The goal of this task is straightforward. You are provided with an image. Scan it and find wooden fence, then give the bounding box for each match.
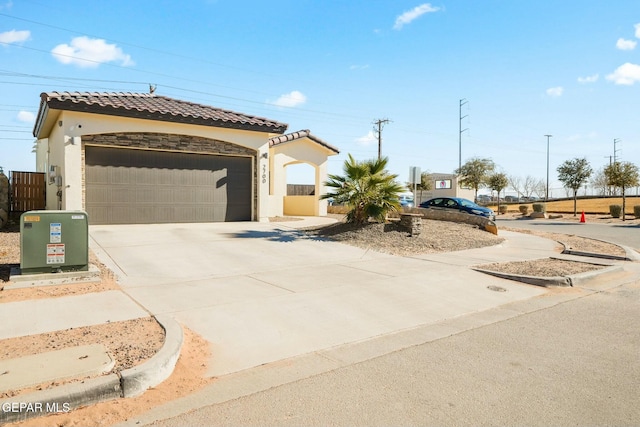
[11,171,46,212]
[287,184,315,196]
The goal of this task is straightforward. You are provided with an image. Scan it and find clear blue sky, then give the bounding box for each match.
[1,0,639,197]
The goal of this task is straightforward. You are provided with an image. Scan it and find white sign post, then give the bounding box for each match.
[409,166,421,205]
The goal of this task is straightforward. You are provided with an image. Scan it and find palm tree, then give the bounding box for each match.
[322,154,404,225]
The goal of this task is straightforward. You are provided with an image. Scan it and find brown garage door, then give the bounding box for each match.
[85,146,252,224]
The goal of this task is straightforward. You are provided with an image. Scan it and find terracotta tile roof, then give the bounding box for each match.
[269,129,339,154]
[37,91,288,134]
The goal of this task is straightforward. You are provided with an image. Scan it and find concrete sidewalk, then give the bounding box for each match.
[0,290,149,340]
[2,216,633,423]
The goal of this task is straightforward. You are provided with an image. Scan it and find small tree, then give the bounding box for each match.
[322,154,405,225]
[508,175,523,198]
[521,175,537,200]
[556,158,593,216]
[488,173,509,214]
[604,161,640,221]
[590,167,609,196]
[455,158,495,202]
[532,178,546,199]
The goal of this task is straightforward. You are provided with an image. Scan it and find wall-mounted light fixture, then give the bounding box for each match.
[261,152,268,159]
[58,121,63,127]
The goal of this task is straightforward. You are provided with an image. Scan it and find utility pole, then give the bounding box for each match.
[613,138,621,163]
[544,134,552,201]
[373,118,391,160]
[604,155,613,196]
[459,99,469,171]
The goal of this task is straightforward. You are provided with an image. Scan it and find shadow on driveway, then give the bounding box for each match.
[224,229,327,243]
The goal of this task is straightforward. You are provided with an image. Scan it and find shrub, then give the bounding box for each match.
[498,205,508,214]
[609,204,622,218]
[532,203,546,213]
[518,205,529,215]
[634,205,640,219]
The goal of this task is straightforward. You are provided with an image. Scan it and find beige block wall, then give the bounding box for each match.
[283,195,316,216]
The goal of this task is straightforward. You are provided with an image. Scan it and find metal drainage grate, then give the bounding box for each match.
[487,285,507,292]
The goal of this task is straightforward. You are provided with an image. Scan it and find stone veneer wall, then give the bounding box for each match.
[397,207,497,234]
[80,133,258,219]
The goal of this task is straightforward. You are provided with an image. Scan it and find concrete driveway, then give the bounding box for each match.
[89,220,546,377]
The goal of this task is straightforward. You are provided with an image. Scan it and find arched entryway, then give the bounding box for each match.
[283,161,318,216]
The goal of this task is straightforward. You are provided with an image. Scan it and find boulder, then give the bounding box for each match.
[529,212,547,219]
[0,208,7,229]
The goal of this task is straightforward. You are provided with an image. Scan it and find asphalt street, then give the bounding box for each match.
[496,218,640,249]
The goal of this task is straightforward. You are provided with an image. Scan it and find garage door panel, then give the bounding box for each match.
[85,146,252,225]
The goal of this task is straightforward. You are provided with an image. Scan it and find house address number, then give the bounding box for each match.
[261,164,267,184]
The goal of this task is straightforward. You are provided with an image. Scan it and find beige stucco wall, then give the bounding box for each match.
[37,110,273,221]
[417,173,476,204]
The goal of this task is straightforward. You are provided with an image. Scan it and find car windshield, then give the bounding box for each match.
[459,199,480,208]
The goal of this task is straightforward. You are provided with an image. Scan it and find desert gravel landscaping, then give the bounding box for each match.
[304,218,505,256]
[476,258,606,277]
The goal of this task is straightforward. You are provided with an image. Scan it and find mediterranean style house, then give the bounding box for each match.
[32,92,338,224]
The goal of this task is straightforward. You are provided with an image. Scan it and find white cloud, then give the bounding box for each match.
[546,86,564,97]
[17,111,35,123]
[606,62,640,85]
[271,90,307,108]
[577,74,599,84]
[393,3,440,30]
[356,131,376,146]
[616,38,636,50]
[635,23,640,38]
[0,29,30,45]
[51,36,133,68]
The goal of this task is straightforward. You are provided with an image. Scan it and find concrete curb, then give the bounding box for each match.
[471,264,625,288]
[0,374,122,424]
[121,314,184,398]
[620,245,640,262]
[567,264,626,286]
[558,240,640,262]
[0,316,183,424]
[471,267,571,287]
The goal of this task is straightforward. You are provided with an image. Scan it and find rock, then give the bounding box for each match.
[529,212,547,219]
[0,208,7,229]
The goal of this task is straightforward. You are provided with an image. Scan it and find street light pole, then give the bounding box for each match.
[544,134,552,201]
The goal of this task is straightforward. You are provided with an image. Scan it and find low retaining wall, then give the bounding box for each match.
[399,207,498,235]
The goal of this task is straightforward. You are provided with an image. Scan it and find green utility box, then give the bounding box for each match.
[20,210,89,274]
